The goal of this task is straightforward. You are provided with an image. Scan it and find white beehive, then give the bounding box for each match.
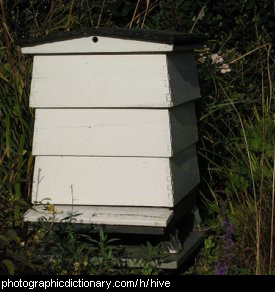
[22,28,203,231]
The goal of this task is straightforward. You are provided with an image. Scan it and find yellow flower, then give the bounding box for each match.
[44,203,62,215]
[74,262,80,271]
[83,258,89,267]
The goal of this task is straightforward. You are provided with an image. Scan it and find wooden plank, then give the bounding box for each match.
[32,156,173,207]
[21,36,174,54]
[24,205,173,227]
[30,54,171,108]
[32,105,198,157]
[31,147,199,207]
[29,53,200,108]
[32,108,171,157]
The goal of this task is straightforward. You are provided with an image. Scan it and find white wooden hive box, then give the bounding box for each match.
[21,28,203,228]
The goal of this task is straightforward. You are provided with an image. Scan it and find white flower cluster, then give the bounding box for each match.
[211,53,231,74]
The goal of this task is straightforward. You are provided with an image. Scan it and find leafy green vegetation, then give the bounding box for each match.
[0,0,274,275]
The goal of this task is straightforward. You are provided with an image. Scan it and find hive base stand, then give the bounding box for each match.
[115,230,207,270]
[92,212,209,270]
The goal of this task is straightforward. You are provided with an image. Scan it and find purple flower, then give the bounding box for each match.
[221,216,233,235]
[215,260,228,275]
[214,206,234,275]
[221,216,234,253]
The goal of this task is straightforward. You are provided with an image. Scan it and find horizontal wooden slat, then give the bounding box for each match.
[29,53,200,108]
[32,103,197,157]
[31,146,199,207]
[24,205,173,227]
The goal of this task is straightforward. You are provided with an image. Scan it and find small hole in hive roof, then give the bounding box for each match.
[92,36,98,43]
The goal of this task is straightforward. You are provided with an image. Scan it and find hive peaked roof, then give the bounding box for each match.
[20,27,205,54]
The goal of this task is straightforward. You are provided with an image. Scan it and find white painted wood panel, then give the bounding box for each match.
[30,54,171,108]
[29,53,200,108]
[24,205,173,227]
[32,108,171,157]
[32,104,198,157]
[22,36,174,54]
[32,156,173,207]
[32,147,199,207]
